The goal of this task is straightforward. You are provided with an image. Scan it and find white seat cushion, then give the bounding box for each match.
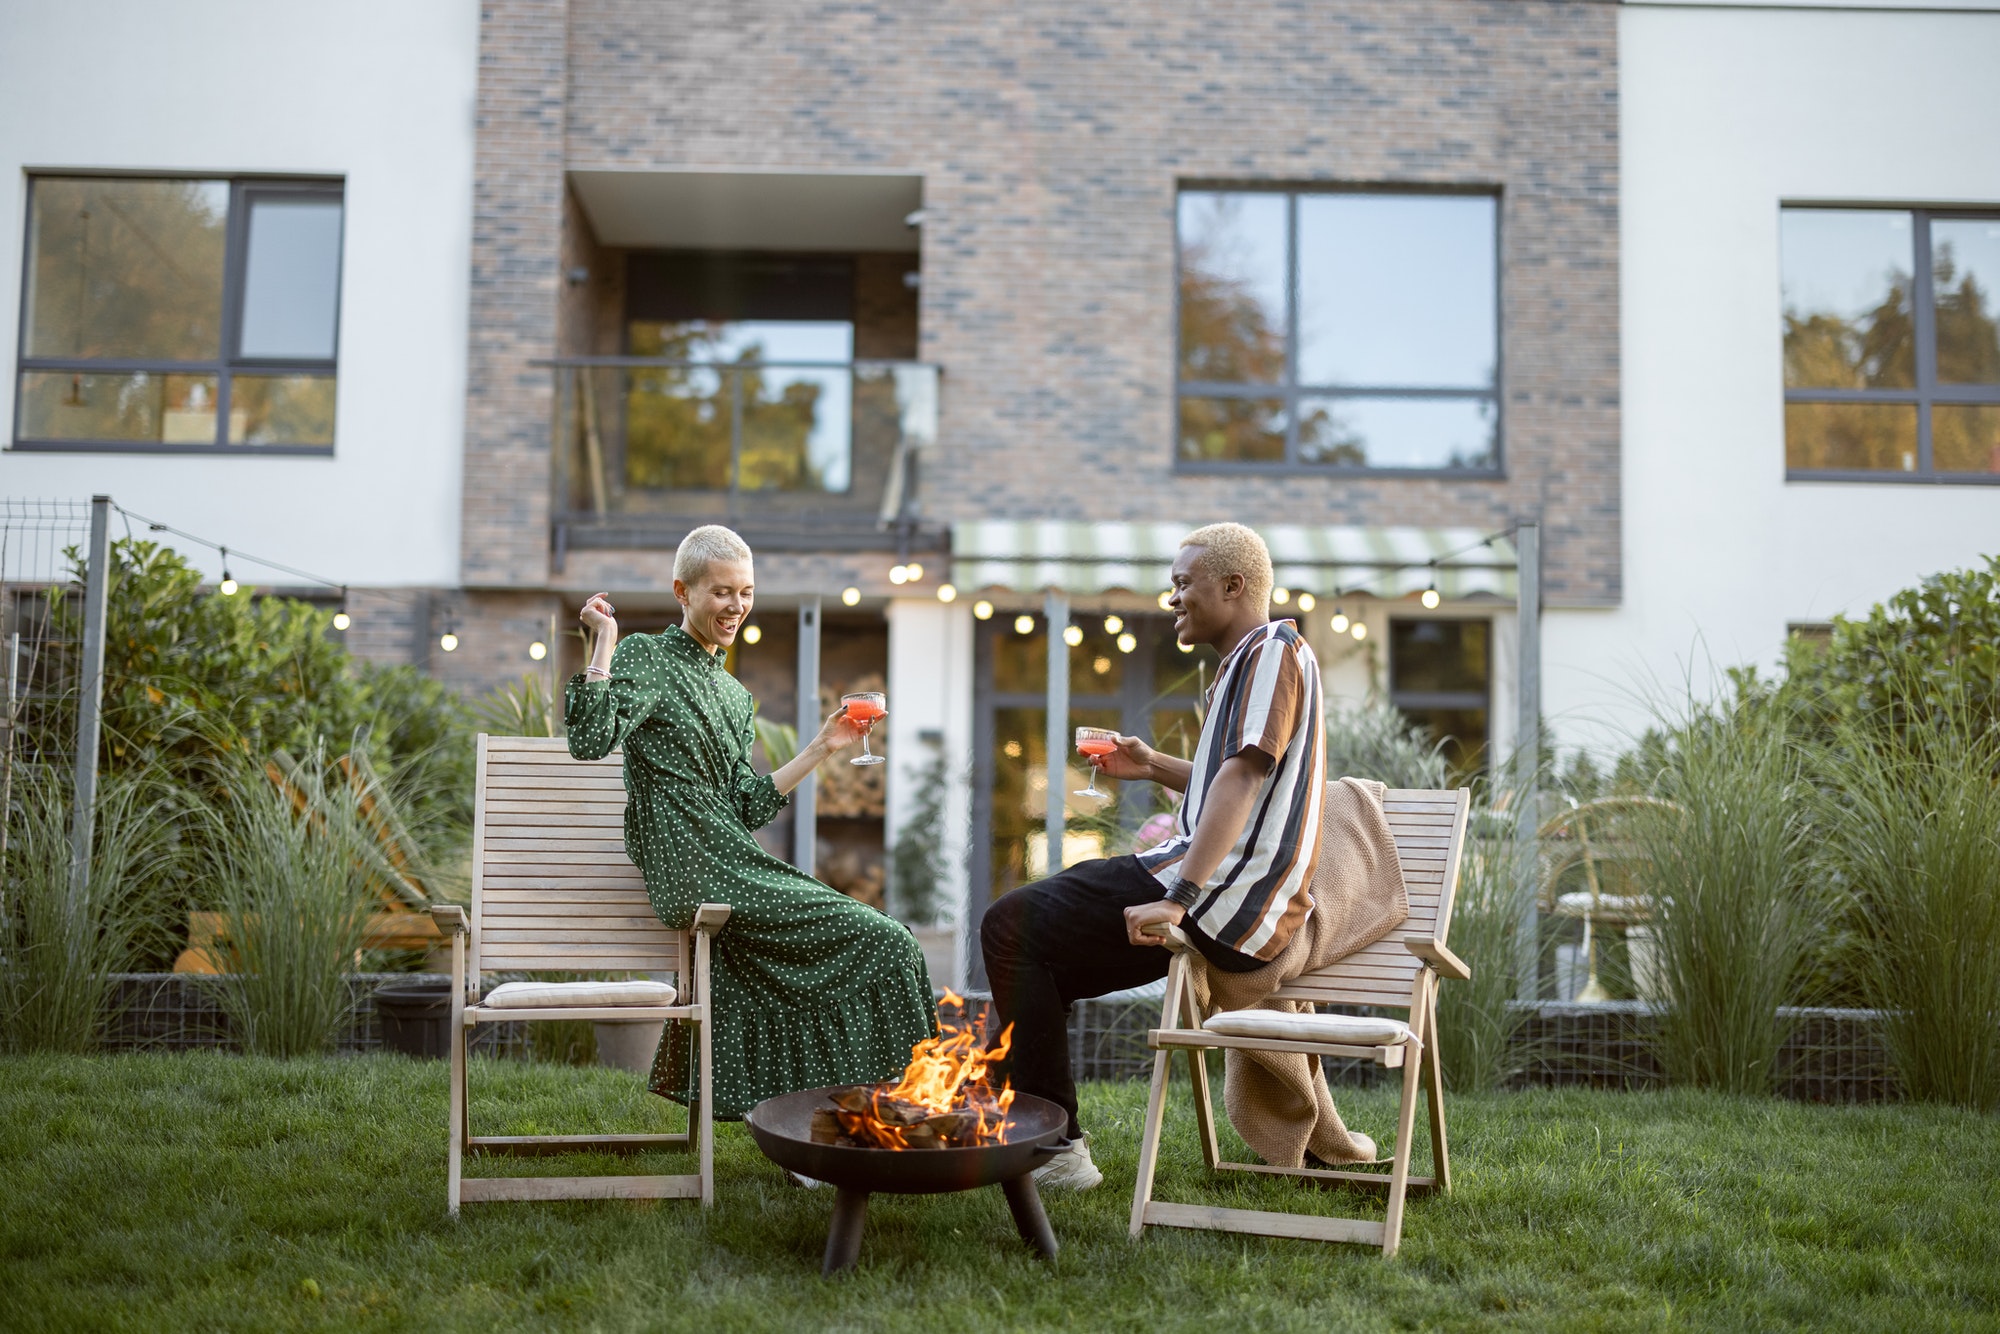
[481,980,676,1009]
[1203,1010,1413,1047]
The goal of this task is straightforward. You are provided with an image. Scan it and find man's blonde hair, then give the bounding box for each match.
[1180,522,1273,611]
[674,524,753,586]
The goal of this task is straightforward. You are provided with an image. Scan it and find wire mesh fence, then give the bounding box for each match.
[0,498,91,859]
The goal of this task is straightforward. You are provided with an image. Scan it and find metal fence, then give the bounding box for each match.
[0,498,93,860]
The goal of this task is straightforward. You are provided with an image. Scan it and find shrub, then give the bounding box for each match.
[203,749,375,1058]
[1624,689,1829,1094]
[1815,696,2000,1110]
[1325,700,1448,790]
[0,773,185,1052]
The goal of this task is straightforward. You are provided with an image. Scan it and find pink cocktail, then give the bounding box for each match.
[842,692,887,766]
[1074,726,1118,798]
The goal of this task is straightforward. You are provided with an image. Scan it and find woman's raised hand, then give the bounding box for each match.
[580,592,617,636]
[813,703,879,756]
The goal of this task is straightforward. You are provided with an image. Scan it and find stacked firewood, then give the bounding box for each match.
[810,1084,1011,1150]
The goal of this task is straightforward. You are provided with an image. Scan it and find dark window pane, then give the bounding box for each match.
[1177,192,1287,384]
[1389,618,1490,695]
[1178,396,1285,463]
[1785,401,1917,472]
[1781,210,1916,389]
[1933,404,2000,474]
[1150,708,1204,764]
[1297,194,1495,389]
[238,196,343,360]
[1068,629,1128,697]
[228,374,335,445]
[17,370,218,443]
[1151,631,1218,694]
[1931,218,2000,386]
[1297,396,1495,469]
[989,706,1043,901]
[991,622,1046,694]
[24,178,227,360]
[1398,705,1489,779]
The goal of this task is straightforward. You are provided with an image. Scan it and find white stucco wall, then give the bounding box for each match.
[0,0,478,588]
[1546,1,2000,754]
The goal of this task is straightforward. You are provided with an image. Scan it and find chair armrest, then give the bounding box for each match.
[693,903,733,935]
[1404,936,1470,981]
[1140,922,1192,953]
[429,905,467,935]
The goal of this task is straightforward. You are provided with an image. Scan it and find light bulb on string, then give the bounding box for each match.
[841,587,861,607]
[1272,587,1290,606]
[973,600,994,621]
[1014,614,1035,635]
[1421,586,1441,610]
[1117,632,1137,654]
[1062,624,1084,647]
[742,625,761,645]
[1103,614,1123,635]
[1351,621,1368,641]
[332,611,351,631]
[1330,606,1349,634]
[1177,640,1194,653]
[904,562,923,582]
[1157,591,1173,611]
[528,641,547,661]
[440,631,459,653]
[218,547,237,597]
[889,565,909,585]
[1296,593,1315,612]
[936,583,957,603]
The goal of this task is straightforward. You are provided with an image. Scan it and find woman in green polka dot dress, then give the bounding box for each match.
[565,525,937,1119]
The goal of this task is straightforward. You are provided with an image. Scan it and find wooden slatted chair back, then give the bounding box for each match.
[1269,786,1471,1012]
[470,735,680,990]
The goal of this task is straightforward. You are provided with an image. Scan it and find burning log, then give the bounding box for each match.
[816,990,1019,1150]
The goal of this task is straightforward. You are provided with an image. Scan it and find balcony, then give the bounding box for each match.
[547,358,941,564]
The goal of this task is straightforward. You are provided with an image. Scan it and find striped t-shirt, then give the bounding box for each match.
[1135,619,1327,960]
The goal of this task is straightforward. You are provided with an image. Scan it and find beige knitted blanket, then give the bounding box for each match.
[1188,777,1409,1167]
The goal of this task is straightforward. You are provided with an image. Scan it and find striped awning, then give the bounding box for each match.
[950,521,1516,601]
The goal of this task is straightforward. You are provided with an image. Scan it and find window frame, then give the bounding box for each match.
[12,172,345,456]
[1172,180,1505,479]
[1782,201,2000,486]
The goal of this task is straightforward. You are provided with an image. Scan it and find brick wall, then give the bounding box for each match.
[470,0,1622,605]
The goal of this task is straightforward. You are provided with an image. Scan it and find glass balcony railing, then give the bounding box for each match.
[547,358,939,555]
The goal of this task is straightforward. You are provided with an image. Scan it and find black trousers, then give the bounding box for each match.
[980,855,1257,1139]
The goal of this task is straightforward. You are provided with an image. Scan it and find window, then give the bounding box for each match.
[1388,618,1490,777]
[1782,207,2000,480]
[15,176,342,452]
[1176,187,1499,472]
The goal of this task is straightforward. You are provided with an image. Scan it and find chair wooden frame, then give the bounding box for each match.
[434,734,728,1214]
[1128,786,1472,1257]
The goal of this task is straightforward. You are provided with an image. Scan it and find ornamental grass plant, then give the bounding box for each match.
[203,747,374,1058]
[1624,690,1829,1095]
[1814,696,2000,1111]
[0,772,183,1052]
[1433,792,1535,1092]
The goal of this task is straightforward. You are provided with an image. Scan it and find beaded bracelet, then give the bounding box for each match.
[584,665,610,681]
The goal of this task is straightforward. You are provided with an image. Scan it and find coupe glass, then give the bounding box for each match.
[1074,726,1118,798]
[842,692,887,766]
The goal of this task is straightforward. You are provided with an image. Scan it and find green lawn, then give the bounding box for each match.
[1,1054,1996,1332]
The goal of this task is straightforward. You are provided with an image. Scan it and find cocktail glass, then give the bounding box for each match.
[843,692,887,766]
[1074,726,1118,798]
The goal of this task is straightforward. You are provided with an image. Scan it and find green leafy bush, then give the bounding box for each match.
[1325,700,1448,790]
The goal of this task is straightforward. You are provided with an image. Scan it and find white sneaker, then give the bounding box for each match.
[786,1170,823,1190]
[1032,1133,1103,1192]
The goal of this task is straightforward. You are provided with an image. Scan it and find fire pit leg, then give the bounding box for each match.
[821,1187,870,1276]
[1001,1173,1059,1261]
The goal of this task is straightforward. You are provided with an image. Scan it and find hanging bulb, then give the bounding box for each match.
[742,625,761,645]
[440,631,459,652]
[1062,624,1084,647]
[904,562,923,582]
[1103,614,1124,635]
[1157,591,1173,610]
[936,583,957,603]
[332,611,351,631]
[528,641,548,660]
[1014,614,1035,635]
[1296,592,1315,612]
[973,600,994,621]
[889,565,909,585]
[1422,585,1441,610]
[218,547,237,596]
[1351,622,1368,641]
[1117,632,1137,654]
[841,587,861,607]
[1272,587,1291,605]
[1330,607,1349,634]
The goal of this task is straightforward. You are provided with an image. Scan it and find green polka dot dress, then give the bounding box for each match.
[565,624,937,1118]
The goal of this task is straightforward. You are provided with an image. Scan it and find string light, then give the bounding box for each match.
[1330,607,1350,634]
[1014,614,1035,635]
[217,547,237,597]
[440,631,459,652]
[1421,561,1441,609]
[889,566,909,585]
[332,611,351,631]
[528,641,547,660]
[1103,614,1124,634]
[973,600,994,620]
[1156,591,1173,611]
[937,583,958,603]
[904,562,923,582]
[1062,624,1084,647]
[841,587,861,606]
[1297,593,1316,612]
[1272,587,1290,605]
[1351,621,1368,641]
[1117,632,1137,654]
[742,625,762,645]
[1092,656,1111,675]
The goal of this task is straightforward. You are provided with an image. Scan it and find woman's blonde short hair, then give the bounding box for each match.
[673,524,754,586]
[1180,522,1273,611]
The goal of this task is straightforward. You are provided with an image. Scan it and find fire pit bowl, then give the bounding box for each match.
[745,1084,1069,1275]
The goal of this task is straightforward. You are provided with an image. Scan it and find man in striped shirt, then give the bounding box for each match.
[982,523,1326,1192]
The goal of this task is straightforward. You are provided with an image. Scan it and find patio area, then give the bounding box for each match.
[3,1051,1995,1332]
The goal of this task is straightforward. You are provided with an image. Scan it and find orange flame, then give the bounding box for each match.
[842,988,1017,1150]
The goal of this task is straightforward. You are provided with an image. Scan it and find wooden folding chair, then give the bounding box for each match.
[1129,785,1472,1257]
[430,734,729,1214]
